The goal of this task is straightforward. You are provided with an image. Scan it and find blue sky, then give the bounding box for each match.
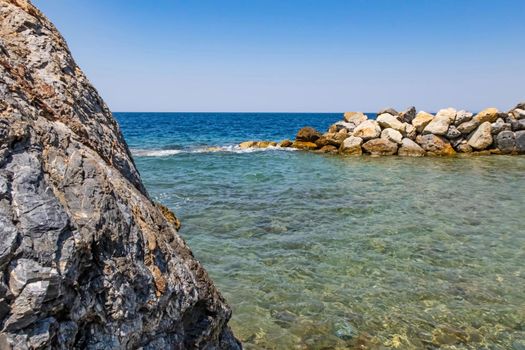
[34,0,525,112]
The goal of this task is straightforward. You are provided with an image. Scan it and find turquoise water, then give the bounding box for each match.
[117,113,525,349]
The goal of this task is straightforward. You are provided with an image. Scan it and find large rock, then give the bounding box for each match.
[423,112,453,136]
[511,119,525,131]
[473,108,500,124]
[510,109,525,120]
[315,130,348,148]
[381,128,403,144]
[495,131,515,154]
[296,126,322,142]
[445,125,462,139]
[352,120,381,140]
[399,106,416,123]
[339,136,363,155]
[362,139,398,156]
[343,112,367,125]
[376,113,405,132]
[516,131,525,154]
[377,108,399,117]
[457,119,480,134]
[0,2,240,349]
[454,110,473,126]
[491,118,511,134]
[412,111,434,133]
[398,138,425,157]
[468,122,493,150]
[329,121,356,133]
[416,134,456,156]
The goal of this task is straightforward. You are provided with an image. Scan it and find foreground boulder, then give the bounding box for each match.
[0,1,240,349]
[352,120,381,140]
[467,122,493,150]
[398,138,425,157]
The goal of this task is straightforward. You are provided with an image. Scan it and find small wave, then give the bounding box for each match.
[131,145,297,157]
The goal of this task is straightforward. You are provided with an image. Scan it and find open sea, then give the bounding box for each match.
[116,112,525,349]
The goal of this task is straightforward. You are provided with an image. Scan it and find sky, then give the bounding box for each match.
[33,0,525,113]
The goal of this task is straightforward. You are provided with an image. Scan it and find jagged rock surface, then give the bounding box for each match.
[0,1,240,348]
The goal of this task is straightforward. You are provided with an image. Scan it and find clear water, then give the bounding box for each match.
[116,113,525,349]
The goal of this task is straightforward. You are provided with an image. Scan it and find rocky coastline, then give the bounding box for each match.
[0,0,240,348]
[240,104,525,156]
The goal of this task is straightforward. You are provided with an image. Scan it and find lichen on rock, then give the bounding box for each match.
[0,0,240,348]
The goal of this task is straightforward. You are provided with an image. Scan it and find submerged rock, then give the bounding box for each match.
[0,1,240,348]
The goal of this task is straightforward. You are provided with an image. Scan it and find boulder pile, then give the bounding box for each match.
[240,104,525,156]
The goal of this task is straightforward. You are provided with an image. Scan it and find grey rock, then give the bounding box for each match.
[457,119,480,134]
[0,1,239,349]
[491,118,511,134]
[511,119,525,131]
[377,107,399,117]
[454,110,473,126]
[399,106,416,123]
[510,108,525,120]
[516,131,525,154]
[496,131,515,154]
[445,125,462,139]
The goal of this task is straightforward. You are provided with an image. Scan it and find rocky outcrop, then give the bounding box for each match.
[0,1,240,349]
[239,103,525,157]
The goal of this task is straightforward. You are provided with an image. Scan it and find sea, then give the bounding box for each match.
[116,112,525,349]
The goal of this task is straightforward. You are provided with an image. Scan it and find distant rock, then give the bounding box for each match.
[279,139,293,147]
[473,108,500,124]
[468,122,493,150]
[352,120,381,140]
[296,127,322,142]
[292,141,319,150]
[339,136,363,155]
[516,131,525,153]
[362,139,398,156]
[423,113,453,136]
[491,118,511,135]
[343,112,368,125]
[376,113,406,132]
[381,128,403,144]
[454,110,474,126]
[412,112,434,133]
[445,125,462,139]
[399,106,416,124]
[240,141,257,149]
[457,119,480,134]
[398,138,425,157]
[495,131,515,154]
[416,134,456,156]
[377,107,399,117]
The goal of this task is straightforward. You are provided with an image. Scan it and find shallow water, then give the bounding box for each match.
[117,113,525,349]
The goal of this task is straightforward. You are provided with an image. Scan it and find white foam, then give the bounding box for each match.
[131,145,297,157]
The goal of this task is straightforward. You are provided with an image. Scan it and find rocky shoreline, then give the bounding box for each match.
[240,104,525,156]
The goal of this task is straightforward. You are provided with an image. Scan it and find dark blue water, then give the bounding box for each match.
[116,112,525,349]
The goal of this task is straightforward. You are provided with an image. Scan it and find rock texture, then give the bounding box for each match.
[240,103,525,157]
[0,1,240,349]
